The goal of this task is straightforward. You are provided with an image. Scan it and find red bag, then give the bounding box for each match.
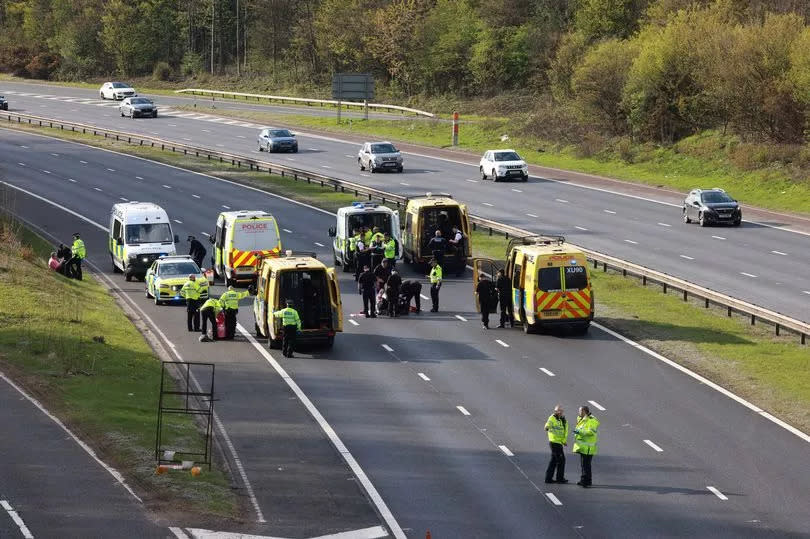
[216,312,227,339]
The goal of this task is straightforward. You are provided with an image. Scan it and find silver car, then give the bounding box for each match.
[0,95,7,111]
[257,128,298,153]
[119,97,158,119]
[358,142,404,173]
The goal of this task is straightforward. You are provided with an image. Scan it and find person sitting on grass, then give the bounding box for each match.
[48,252,62,272]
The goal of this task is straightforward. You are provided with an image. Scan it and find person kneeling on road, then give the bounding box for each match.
[273,300,302,358]
[199,297,223,341]
[401,279,422,313]
[220,285,249,340]
[385,269,402,317]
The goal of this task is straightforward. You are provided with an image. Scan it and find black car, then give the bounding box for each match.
[683,188,741,227]
[0,95,7,110]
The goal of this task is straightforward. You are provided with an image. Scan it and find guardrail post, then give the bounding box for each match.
[683,290,687,301]
[663,283,667,294]
[705,298,709,308]
[602,262,607,272]
[751,314,755,326]
[642,275,647,286]
[775,324,780,336]
[728,306,732,317]
[488,227,493,236]
[802,334,806,345]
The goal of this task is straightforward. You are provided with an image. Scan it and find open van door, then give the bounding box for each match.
[472,258,499,313]
[459,204,471,257]
[326,268,343,332]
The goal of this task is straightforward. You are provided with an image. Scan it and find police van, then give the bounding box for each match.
[473,236,593,334]
[402,193,471,274]
[253,251,343,349]
[328,202,401,271]
[109,202,178,281]
[209,210,282,286]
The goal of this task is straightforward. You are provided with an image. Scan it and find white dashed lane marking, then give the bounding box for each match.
[348,319,359,326]
[400,182,410,186]
[545,493,563,506]
[42,170,51,174]
[1,500,34,539]
[222,205,231,209]
[657,222,671,227]
[162,184,172,189]
[555,198,568,203]
[466,179,478,183]
[587,400,605,411]
[106,168,115,172]
[624,239,638,244]
[679,255,694,260]
[283,228,293,234]
[417,373,430,381]
[173,219,183,224]
[495,339,510,348]
[135,176,143,180]
[604,209,616,214]
[712,235,726,240]
[68,179,76,183]
[119,197,128,201]
[192,194,201,199]
[420,294,429,300]
[803,291,810,295]
[381,344,394,352]
[575,226,588,231]
[643,439,664,452]
[314,242,325,247]
[201,232,210,237]
[482,203,494,207]
[707,486,728,501]
[526,213,538,218]
[512,189,523,193]
[539,368,555,377]
[740,272,757,278]
[93,187,102,192]
[455,315,468,322]
[498,445,514,457]
[456,406,471,416]
[771,250,788,256]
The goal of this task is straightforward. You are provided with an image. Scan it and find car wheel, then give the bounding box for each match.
[258,143,263,152]
[359,159,365,171]
[120,110,124,117]
[153,111,158,118]
[369,163,376,173]
[266,142,272,152]
[698,212,706,227]
[682,208,691,224]
[293,147,298,153]
[522,174,528,182]
[398,166,404,173]
[480,167,487,181]
[145,287,151,299]
[100,92,105,100]
[154,294,162,306]
[733,218,741,227]
[492,170,500,183]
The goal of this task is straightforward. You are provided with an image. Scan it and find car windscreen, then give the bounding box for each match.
[158,262,199,276]
[112,82,130,88]
[232,220,279,251]
[269,129,292,137]
[125,223,172,244]
[701,191,733,204]
[538,267,562,292]
[130,98,151,105]
[564,265,588,290]
[494,152,521,161]
[371,144,397,154]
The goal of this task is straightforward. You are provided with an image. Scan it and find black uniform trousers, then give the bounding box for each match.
[499,294,513,327]
[186,299,201,331]
[201,309,218,340]
[480,300,492,328]
[355,254,370,281]
[546,442,566,482]
[224,308,238,339]
[67,256,83,280]
[387,286,400,317]
[282,324,297,357]
[430,282,441,311]
[579,453,593,486]
[362,288,376,316]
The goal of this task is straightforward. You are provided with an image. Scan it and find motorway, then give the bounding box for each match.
[2,81,810,325]
[2,129,809,538]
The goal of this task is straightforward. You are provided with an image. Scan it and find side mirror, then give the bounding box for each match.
[328,227,336,237]
[174,234,179,243]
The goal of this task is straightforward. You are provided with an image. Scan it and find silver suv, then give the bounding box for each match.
[358,142,404,173]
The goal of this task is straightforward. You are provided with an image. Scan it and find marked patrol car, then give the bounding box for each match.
[145,255,209,305]
[209,210,282,286]
[328,202,401,271]
[253,251,343,349]
[109,202,178,281]
[474,236,593,334]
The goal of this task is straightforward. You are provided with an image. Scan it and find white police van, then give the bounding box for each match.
[328,202,400,271]
[109,202,178,281]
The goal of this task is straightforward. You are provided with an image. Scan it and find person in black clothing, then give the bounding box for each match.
[354,238,369,282]
[187,236,207,269]
[56,243,72,275]
[401,280,422,313]
[496,269,513,328]
[426,230,446,267]
[373,259,392,292]
[357,265,377,317]
[385,270,402,317]
[476,273,496,329]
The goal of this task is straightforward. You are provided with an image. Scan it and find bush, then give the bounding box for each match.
[25,53,60,79]
[152,61,172,81]
[181,52,204,78]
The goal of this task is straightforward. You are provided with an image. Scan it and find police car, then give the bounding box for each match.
[145,255,209,305]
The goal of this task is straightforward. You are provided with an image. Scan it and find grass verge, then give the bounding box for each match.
[0,216,239,522]
[5,120,809,436]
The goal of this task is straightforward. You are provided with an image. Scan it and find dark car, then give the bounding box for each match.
[0,95,7,110]
[257,128,298,153]
[683,188,741,227]
[119,97,158,118]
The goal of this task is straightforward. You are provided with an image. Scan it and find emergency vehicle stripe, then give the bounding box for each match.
[566,292,589,311]
[229,248,280,268]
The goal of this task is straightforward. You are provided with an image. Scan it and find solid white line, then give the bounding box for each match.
[0,500,34,539]
[712,235,726,240]
[587,400,605,411]
[740,272,757,278]
[624,239,638,244]
[539,368,555,377]
[679,255,694,260]
[457,406,471,416]
[555,198,568,203]
[545,493,563,506]
[499,445,514,457]
[592,322,810,444]
[771,250,788,256]
[348,319,359,326]
[420,293,429,300]
[168,527,191,539]
[643,439,664,452]
[283,228,293,234]
[604,209,616,214]
[657,222,671,227]
[417,373,430,381]
[314,241,325,247]
[526,213,538,218]
[381,344,394,352]
[495,339,510,348]
[238,326,405,538]
[574,226,588,231]
[707,486,728,501]
[482,202,494,207]
[192,194,201,199]
[455,314,468,322]
[173,219,183,224]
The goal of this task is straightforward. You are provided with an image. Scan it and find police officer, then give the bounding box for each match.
[401,279,422,313]
[496,269,513,328]
[57,243,72,275]
[220,285,249,340]
[382,232,397,268]
[544,404,569,484]
[354,236,369,282]
[67,232,86,280]
[385,269,402,317]
[369,234,384,270]
[273,299,301,358]
[358,264,377,317]
[199,297,222,341]
[475,273,495,329]
[574,405,600,487]
[426,230,446,267]
[188,235,207,269]
[428,258,442,312]
[348,228,361,270]
[180,274,202,332]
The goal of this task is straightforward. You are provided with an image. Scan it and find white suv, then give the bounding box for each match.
[358,142,404,173]
[100,82,137,101]
[479,150,529,182]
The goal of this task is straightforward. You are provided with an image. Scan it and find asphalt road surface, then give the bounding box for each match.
[2,81,810,325]
[2,129,809,538]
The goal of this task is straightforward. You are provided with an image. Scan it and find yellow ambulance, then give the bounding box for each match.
[252,251,343,349]
[209,210,282,285]
[473,236,593,334]
[401,193,471,275]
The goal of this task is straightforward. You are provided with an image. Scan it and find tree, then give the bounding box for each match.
[100,0,139,75]
[548,31,588,101]
[575,0,649,42]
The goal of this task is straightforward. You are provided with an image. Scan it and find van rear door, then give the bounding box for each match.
[459,204,471,257]
[562,262,591,320]
[326,268,343,332]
